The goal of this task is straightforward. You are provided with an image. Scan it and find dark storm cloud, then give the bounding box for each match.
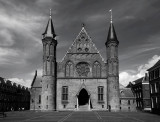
[0,0,160,86]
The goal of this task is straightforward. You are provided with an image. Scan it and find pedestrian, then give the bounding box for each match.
[108,105,111,112]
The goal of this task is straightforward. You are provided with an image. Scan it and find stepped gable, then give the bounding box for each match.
[60,26,105,63]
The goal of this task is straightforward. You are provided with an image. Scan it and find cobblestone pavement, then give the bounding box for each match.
[0,111,160,122]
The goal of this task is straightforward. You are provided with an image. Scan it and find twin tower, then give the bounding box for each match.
[41,10,120,111]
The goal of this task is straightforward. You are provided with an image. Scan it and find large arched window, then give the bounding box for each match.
[93,61,101,77]
[46,44,49,56]
[65,61,74,77]
[50,44,54,55]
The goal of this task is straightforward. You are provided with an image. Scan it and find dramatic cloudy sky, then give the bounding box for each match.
[0,0,160,87]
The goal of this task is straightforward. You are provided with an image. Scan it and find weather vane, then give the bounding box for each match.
[50,8,52,18]
[109,9,112,23]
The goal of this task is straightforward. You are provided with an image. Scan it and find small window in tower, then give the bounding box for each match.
[128,100,130,105]
[47,96,48,100]
[39,95,41,104]
[46,105,48,109]
[102,105,104,108]
[120,100,121,104]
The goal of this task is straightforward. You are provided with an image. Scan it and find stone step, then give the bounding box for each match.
[78,104,89,111]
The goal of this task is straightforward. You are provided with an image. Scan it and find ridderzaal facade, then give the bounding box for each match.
[30,11,120,111]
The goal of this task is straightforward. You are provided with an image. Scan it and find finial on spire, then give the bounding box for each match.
[42,8,56,38]
[109,9,112,23]
[50,9,52,18]
[82,23,85,28]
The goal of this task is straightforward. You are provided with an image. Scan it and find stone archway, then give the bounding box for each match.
[78,88,89,106]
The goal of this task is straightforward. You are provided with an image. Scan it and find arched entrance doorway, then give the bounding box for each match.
[78,88,89,106]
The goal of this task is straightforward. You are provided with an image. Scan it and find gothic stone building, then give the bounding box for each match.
[30,13,120,111]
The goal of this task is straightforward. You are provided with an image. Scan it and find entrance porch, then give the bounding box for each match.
[76,88,91,111]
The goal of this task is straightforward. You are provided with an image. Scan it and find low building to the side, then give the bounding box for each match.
[127,74,151,111]
[119,86,136,112]
[0,77,30,112]
[30,70,42,110]
[147,60,160,114]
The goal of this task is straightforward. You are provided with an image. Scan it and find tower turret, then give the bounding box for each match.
[106,10,120,111]
[41,9,57,111]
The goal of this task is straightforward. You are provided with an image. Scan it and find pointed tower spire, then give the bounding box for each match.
[105,10,119,45]
[41,9,58,111]
[42,9,56,38]
[105,9,120,111]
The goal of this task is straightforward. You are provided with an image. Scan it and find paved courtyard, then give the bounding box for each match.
[0,111,160,122]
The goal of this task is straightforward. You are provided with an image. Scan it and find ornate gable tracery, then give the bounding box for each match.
[76,62,90,77]
[58,25,106,78]
[66,27,99,54]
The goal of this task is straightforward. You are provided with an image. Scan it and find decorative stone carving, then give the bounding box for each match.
[85,48,89,52]
[77,48,82,52]
[80,33,86,40]
[76,62,90,77]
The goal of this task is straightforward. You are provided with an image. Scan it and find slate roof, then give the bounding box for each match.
[147,59,160,71]
[133,77,143,84]
[31,71,42,88]
[32,76,42,88]
[120,88,134,98]
[106,22,119,45]
[42,10,56,38]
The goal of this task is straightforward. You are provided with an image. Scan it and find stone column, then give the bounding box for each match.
[76,97,79,110]
[88,97,90,110]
